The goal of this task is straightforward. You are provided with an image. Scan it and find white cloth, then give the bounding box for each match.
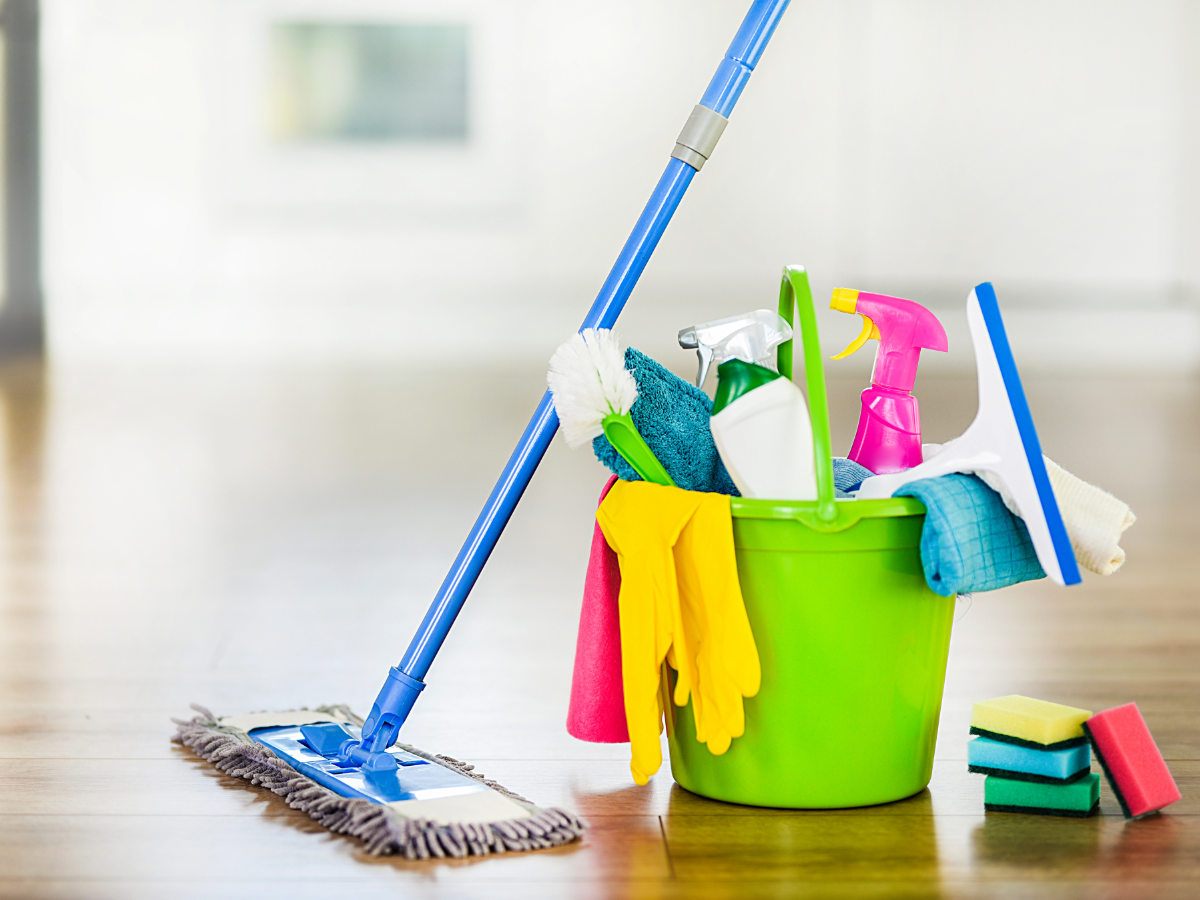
[922,445,1135,576]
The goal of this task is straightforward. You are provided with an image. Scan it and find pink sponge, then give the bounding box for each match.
[1083,703,1181,819]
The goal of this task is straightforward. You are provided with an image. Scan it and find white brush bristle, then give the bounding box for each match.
[547,329,638,448]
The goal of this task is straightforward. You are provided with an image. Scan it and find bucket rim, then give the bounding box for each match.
[731,495,925,533]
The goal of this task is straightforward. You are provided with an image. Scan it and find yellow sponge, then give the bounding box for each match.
[970,695,1093,749]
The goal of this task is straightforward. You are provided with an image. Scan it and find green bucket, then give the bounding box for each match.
[665,266,955,809]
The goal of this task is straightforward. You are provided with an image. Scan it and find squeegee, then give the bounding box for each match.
[854,283,1082,587]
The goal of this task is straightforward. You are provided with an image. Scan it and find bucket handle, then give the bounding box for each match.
[776,266,838,522]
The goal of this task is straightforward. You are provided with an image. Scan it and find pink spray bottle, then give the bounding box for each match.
[829,289,948,475]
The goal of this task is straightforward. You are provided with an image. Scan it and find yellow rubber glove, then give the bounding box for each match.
[597,481,760,785]
[673,494,760,755]
[597,482,701,785]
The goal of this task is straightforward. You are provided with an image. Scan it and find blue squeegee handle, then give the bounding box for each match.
[354,0,792,756]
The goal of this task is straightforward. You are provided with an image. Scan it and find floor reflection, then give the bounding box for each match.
[971,810,1104,873]
[1095,814,1189,883]
[663,783,945,892]
[0,355,47,569]
[0,356,47,702]
[971,809,1194,883]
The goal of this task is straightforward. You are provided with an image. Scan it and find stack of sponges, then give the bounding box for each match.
[969,695,1184,820]
[969,695,1100,817]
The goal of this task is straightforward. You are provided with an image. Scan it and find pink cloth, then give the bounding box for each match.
[566,475,629,743]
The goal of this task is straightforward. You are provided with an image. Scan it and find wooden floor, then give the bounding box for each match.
[0,356,1196,899]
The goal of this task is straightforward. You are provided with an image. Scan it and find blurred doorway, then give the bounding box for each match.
[0,0,42,357]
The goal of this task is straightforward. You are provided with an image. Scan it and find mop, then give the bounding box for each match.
[174,0,794,859]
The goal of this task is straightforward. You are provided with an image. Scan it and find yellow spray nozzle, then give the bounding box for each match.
[831,315,881,360]
[830,288,860,314]
[830,288,880,359]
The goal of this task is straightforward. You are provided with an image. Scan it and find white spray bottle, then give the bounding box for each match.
[678,310,817,500]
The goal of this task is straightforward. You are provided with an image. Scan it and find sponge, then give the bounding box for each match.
[968,736,1091,784]
[970,695,1092,750]
[1084,702,1181,819]
[984,773,1100,817]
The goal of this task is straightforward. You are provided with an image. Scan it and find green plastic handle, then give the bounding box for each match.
[602,413,677,487]
[776,266,838,522]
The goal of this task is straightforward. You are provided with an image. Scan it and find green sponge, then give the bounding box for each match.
[984,773,1100,817]
[970,695,1092,750]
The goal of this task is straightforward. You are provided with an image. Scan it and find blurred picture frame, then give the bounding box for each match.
[216,0,524,215]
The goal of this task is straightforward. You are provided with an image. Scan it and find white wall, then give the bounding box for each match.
[41,0,1200,369]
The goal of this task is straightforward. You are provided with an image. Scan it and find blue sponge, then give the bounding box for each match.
[592,348,739,495]
[968,735,1091,784]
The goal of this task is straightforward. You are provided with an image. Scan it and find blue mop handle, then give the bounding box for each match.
[357,0,791,754]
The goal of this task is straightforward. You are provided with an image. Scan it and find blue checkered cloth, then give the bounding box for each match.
[896,474,1046,596]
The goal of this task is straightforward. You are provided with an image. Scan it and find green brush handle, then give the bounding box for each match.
[602,413,676,487]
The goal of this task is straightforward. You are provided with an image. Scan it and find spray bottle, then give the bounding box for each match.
[829,289,948,475]
[678,310,816,499]
[678,309,791,388]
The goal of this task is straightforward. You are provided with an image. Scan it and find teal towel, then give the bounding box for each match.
[896,474,1046,596]
[592,348,740,495]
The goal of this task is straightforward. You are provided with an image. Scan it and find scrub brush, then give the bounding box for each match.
[548,329,675,486]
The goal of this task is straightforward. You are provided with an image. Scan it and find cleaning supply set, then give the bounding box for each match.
[556,268,953,804]
[555,268,1139,805]
[172,0,1152,857]
[175,0,794,858]
[968,695,1181,820]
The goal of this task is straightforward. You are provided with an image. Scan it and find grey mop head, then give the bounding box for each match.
[172,704,585,859]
